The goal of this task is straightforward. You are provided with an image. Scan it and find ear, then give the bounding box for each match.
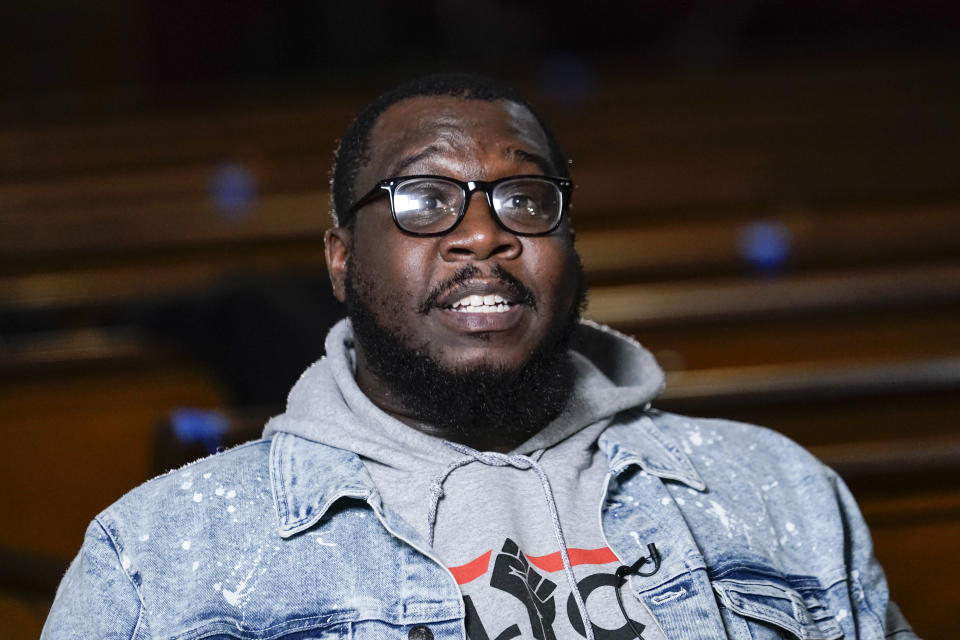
[324,226,353,303]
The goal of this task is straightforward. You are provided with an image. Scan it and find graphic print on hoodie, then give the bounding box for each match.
[432,437,668,640]
[264,319,670,640]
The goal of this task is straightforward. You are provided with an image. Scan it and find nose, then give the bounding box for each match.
[440,192,522,262]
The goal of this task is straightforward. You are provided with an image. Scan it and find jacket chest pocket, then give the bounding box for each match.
[171,619,463,640]
[712,578,843,640]
[169,621,350,640]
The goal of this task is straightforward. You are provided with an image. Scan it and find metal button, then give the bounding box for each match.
[408,625,433,640]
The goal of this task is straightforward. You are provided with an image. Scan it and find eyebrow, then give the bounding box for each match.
[508,148,555,175]
[392,145,443,176]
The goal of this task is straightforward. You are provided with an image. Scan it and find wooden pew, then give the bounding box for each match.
[2,59,959,638]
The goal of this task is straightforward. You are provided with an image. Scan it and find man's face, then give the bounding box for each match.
[327,96,581,376]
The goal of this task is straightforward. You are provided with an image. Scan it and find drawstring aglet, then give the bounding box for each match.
[614,543,661,639]
[615,542,661,587]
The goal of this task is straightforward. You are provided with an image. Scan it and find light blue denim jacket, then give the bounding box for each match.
[43,409,915,639]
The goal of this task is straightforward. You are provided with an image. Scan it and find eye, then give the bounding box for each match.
[498,189,546,218]
[400,189,447,211]
[394,182,458,214]
[393,178,464,233]
[507,194,537,213]
[418,193,443,210]
[493,178,562,233]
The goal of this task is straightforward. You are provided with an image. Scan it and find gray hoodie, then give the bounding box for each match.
[264,318,668,640]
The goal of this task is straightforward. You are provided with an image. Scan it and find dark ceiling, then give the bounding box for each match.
[2,1,958,119]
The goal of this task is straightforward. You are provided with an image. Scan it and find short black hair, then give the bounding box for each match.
[330,72,569,227]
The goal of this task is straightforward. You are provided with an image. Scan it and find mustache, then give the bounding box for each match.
[419,264,537,314]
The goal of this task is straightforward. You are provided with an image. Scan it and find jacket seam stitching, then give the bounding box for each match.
[94,516,146,640]
[270,434,290,525]
[824,471,887,636]
[850,571,885,635]
[884,631,916,639]
[161,439,268,478]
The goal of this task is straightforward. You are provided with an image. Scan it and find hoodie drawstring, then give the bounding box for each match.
[427,455,474,548]
[427,441,595,640]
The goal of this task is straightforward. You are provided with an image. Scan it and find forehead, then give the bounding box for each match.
[359,96,553,184]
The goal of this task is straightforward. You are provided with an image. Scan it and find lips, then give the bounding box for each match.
[417,275,531,334]
[436,281,521,313]
[424,263,536,313]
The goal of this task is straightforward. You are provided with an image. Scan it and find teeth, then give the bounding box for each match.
[448,293,512,313]
[450,294,509,309]
[451,304,509,313]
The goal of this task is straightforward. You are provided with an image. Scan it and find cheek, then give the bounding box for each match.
[525,239,578,308]
[351,229,436,317]
[382,244,435,303]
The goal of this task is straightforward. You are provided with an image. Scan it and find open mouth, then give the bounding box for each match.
[420,265,536,318]
[448,293,513,314]
[428,279,529,334]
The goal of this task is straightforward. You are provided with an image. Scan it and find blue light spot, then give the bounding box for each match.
[739,220,792,273]
[171,408,229,454]
[537,53,597,109]
[210,162,256,219]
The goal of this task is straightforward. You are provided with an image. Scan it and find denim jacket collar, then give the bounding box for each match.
[270,432,378,537]
[598,412,707,491]
[270,410,706,537]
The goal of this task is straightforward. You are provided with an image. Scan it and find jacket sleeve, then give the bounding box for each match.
[41,518,144,640]
[829,469,918,639]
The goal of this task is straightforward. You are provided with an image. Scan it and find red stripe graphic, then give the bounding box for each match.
[527,547,618,572]
[449,550,491,585]
[448,547,616,584]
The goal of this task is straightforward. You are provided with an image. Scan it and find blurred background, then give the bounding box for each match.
[2,1,959,637]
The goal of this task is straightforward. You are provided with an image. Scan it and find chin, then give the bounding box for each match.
[433,346,531,375]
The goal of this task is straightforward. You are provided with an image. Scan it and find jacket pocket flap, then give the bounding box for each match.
[713,578,842,640]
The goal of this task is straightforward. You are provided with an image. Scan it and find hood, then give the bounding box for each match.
[263,318,665,467]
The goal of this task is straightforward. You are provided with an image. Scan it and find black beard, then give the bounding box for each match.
[344,257,586,449]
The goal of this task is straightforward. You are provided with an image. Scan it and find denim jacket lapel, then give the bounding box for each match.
[269,432,377,537]
[599,411,708,491]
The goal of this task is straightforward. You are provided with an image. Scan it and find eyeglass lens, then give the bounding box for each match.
[392,177,562,235]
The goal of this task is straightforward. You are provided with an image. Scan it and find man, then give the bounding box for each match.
[43,74,915,639]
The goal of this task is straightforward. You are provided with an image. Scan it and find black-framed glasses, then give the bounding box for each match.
[348,174,573,236]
